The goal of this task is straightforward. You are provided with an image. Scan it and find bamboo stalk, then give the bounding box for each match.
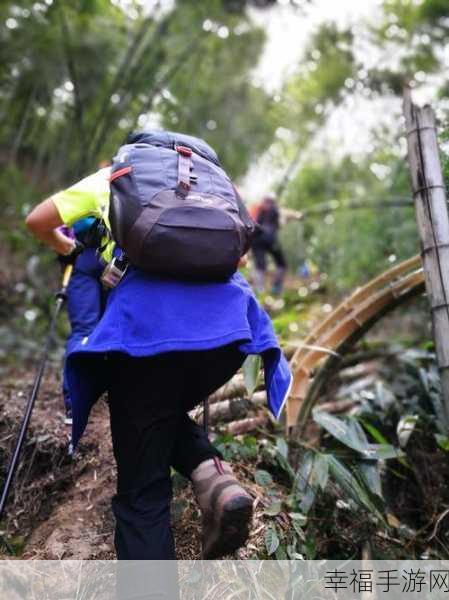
[289,255,421,373]
[404,87,449,426]
[287,266,425,430]
[208,375,247,404]
[199,392,267,425]
[226,416,268,435]
[287,267,424,426]
[291,281,425,438]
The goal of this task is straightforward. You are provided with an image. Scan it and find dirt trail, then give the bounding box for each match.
[0,367,269,560]
[24,400,115,559]
[0,369,114,558]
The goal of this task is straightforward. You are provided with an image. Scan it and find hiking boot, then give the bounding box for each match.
[191,457,253,559]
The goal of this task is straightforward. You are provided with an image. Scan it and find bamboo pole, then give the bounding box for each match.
[403,87,449,426]
[289,255,421,374]
[199,392,267,426]
[292,280,425,438]
[208,375,247,404]
[287,262,424,428]
[226,416,268,435]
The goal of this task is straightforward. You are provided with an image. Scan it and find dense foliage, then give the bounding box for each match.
[0,0,278,362]
[273,0,449,289]
[3,0,449,563]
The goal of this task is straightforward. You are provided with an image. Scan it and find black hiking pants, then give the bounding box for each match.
[251,235,286,272]
[107,343,245,561]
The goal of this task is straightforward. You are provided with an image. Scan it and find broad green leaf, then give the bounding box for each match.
[313,410,368,453]
[313,453,329,491]
[289,513,308,525]
[314,411,403,460]
[299,483,317,514]
[359,461,382,498]
[365,445,404,460]
[397,415,418,448]
[294,451,318,513]
[276,452,295,482]
[303,535,317,560]
[348,419,370,445]
[264,500,282,516]
[326,455,384,522]
[295,451,314,493]
[242,354,262,396]
[275,441,295,482]
[265,526,280,555]
[255,469,273,487]
[359,419,390,445]
[275,545,287,560]
[435,434,449,452]
[296,453,329,513]
[276,437,289,459]
[292,519,305,540]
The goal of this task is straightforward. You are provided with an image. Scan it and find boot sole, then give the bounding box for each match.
[203,496,253,559]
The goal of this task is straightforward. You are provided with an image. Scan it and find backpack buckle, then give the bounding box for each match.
[176,145,192,157]
[101,256,129,289]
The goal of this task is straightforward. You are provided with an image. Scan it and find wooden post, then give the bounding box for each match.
[403,86,449,427]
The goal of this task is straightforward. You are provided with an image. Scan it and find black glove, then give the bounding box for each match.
[58,239,85,265]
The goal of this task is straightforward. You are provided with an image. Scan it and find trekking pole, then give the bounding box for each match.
[0,264,74,521]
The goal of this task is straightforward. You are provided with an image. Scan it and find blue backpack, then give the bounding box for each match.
[109,130,255,281]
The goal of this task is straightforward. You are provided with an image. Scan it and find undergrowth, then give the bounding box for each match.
[214,342,449,560]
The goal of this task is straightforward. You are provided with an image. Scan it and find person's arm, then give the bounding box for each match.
[26,198,76,256]
[26,167,110,255]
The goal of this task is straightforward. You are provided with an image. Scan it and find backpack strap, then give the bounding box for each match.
[176,145,192,197]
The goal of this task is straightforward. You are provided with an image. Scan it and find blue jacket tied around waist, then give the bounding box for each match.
[66,270,292,448]
[65,131,292,448]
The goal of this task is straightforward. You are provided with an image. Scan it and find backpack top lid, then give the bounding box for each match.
[127,129,221,167]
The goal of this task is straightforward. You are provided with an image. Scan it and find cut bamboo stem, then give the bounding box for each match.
[292,280,425,438]
[287,262,424,428]
[226,416,268,435]
[404,86,449,427]
[199,392,267,425]
[208,375,247,404]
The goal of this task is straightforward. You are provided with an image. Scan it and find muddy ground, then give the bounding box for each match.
[0,366,275,560]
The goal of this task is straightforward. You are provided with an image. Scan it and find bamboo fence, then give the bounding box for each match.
[286,256,424,430]
[403,87,449,425]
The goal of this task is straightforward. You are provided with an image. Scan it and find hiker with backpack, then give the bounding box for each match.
[25,130,291,562]
[250,194,287,295]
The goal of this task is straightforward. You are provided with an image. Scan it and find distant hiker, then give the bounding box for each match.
[25,130,291,562]
[251,194,287,295]
[58,219,106,426]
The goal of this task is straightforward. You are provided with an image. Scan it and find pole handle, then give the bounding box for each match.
[55,264,74,301]
[62,264,73,290]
